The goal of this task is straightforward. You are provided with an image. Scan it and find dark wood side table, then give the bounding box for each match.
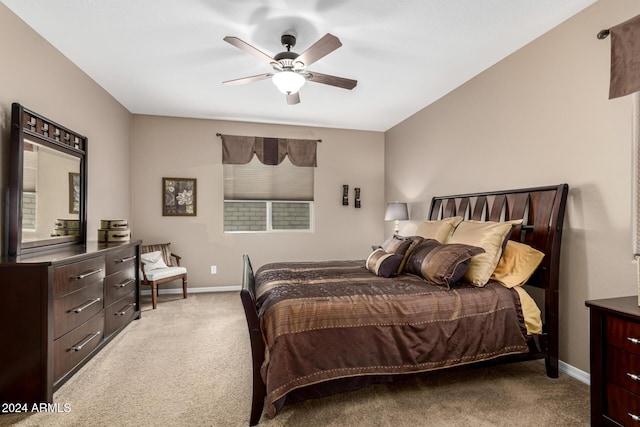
[586,296,640,426]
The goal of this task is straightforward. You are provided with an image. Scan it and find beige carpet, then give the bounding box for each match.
[1,292,590,427]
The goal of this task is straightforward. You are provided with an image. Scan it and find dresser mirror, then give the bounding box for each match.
[6,103,87,257]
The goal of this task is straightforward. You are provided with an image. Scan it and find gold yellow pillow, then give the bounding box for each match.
[513,286,542,334]
[446,219,522,286]
[491,240,544,288]
[415,216,463,243]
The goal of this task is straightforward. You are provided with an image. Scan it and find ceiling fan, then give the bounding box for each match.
[222,33,357,105]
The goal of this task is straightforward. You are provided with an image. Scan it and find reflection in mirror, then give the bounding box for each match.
[21,139,81,244]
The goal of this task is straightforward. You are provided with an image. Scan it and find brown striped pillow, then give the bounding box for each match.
[365,249,404,277]
[384,235,414,254]
[404,239,485,288]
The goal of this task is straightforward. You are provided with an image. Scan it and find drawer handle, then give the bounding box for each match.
[629,373,640,382]
[71,268,103,280]
[70,331,101,352]
[628,337,640,345]
[115,255,136,263]
[70,298,101,313]
[116,303,136,316]
[629,413,640,423]
[114,278,135,288]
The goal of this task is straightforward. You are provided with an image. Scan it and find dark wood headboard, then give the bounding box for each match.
[428,183,569,376]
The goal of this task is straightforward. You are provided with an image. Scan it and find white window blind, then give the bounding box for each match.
[23,147,38,193]
[632,93,640,255]
[633,92,640,305]
[224,156,313,201]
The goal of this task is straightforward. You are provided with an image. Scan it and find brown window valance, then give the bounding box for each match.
[220,134,318,167]
[609,14,640,99]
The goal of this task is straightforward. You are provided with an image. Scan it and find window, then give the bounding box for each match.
[633,92,640,257]
[224,157,314,232]
[22,143,38,230]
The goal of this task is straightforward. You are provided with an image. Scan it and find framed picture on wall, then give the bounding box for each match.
[162,177,197,216]
[69,172,80,214]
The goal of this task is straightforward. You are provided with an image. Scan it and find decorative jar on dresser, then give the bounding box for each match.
[0,241,141,405]
[586,296,640,426]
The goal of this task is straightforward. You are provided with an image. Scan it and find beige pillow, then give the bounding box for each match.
[491,240,545,288]
[415,216,463,243]
[447,219,523,286]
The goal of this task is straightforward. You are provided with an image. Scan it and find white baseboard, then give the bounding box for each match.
[140,285,593,386]
[559,360,590,385]
[140,285,241,296]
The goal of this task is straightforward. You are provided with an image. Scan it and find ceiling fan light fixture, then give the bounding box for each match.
[272,71,305,94]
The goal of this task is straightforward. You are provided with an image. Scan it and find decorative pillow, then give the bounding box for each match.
[385,235,414,255]
[398,236,425,273]
[140,250,169,271]
[446,219,523,286]
[365,235,424,276]
[365,249,404,278]
[404,239,485,288]
[141,243,172,266]
[491,240,545,288]
[415,216,464,243]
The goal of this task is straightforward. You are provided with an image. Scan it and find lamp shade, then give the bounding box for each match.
[384,202,409,221]
[272,71,306,94]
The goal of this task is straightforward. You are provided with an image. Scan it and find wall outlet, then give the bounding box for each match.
[210,265,217,274]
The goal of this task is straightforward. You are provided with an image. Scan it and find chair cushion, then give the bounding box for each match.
[143,266,187,281]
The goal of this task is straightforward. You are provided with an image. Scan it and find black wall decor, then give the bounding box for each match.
[354,188,361,208]
[342,185,349,206]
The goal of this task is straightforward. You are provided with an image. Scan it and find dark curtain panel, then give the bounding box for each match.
[609,14,640,99]
[220,134,317,167]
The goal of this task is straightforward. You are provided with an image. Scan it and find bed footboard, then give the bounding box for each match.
[240,254,265,426]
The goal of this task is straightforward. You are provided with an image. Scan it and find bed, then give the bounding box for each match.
[240,184,569,425]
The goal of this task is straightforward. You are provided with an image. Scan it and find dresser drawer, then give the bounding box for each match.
[53,281,104,339]
[607,381,640,426]
[105,291,137,337]
[105,246,137,275]
[104,266,136,305]
[607,315,640,356]
[53,310,104,382]
[53,256,105,297]
[607,345,640,396]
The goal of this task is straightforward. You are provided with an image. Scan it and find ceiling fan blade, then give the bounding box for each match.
[295,33,342,68]
[223,36,276,65]
[286,92,300,105]
[223,73,272,86]
[306,71,357,90]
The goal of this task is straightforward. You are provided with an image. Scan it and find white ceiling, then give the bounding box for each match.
[2,0,597,132]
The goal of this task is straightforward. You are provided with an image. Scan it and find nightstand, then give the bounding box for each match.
[586,296,640,426]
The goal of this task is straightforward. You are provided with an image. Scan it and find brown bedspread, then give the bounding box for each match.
[255,260,529,418]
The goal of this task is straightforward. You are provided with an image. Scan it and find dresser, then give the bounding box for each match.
[587,296,640,426]
[0,241,141,405]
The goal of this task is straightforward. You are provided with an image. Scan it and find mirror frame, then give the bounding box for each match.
[6,103,87,257]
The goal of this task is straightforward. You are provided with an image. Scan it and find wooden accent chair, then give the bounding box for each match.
[140,243,187,309]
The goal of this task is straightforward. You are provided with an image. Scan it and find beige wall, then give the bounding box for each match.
[385,0,640,373]
[3,0,633,375]
[0,3,132,254]
[131,115,385,288]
